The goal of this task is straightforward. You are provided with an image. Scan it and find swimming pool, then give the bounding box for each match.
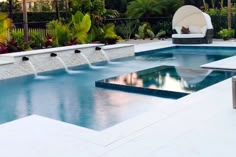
[0,46,235,130]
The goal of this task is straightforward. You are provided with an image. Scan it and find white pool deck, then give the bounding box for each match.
[1,39,236,157]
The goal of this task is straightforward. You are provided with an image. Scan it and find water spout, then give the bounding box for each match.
[22,56,29,61]
[54,55,81,74]
[95,47,101,51]
[22,56,38,77]
[96,47,116,64]
[22,57,51,79]
[75,50,104,69]
[50,53,57,57]
[74,50,81,53]
[100,49,121,64]
[27,61,38,77]
[100,49,111,63]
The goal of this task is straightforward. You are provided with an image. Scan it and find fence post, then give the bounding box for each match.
[232,77,236,109]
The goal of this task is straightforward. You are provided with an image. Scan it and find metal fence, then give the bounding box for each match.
[8,28,53,40]
[10,15,236,39]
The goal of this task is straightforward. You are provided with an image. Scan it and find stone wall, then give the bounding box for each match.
[0,44,134,80]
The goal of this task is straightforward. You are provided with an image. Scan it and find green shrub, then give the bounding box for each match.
[29,31,44,49]
[47,20,71,46]
[135,23,155,40]
[115,20,139,40]
[218,29,235,40]
[0,12,11,44]
[11,30,24,46]
[156,30,166,39]
[8,31,32,52]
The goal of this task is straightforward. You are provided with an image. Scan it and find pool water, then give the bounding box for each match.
[96,66,235,98]
[0,46,235,130]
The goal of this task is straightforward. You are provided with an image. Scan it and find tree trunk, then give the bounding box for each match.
[22,0,28,42]
[228,0,232,29]
[55,0,60,20]
[8,0,13,19]
[221,0,224,8]
[211,0,215,8]
[202,0,207,10]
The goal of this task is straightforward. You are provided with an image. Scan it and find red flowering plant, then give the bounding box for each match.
[7,37,22,52]
[0,43,8,54]
[66,37,78,46]
[44,34,54,48]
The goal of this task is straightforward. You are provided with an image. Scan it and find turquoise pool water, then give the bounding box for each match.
[0,46,235,130]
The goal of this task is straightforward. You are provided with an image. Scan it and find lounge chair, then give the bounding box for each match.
[172,5,214,44]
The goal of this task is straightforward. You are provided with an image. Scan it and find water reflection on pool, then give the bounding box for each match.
[96,66,235,98]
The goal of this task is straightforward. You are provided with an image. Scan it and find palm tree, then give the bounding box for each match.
[161,0,183,16]
[127,0,164,18]
[22,0,28,42]
[228,0,231,29]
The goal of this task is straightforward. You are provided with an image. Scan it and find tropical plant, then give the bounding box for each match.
[115,19,139,40]
[87,25,104,42]
[146,29,155,40]
[10,30,32,51]
[47,20,71,46]
[218,28,235,40]
[11,30,24,46]
[70,11,92,44]
[135,23,155,40]
[29,31,44,49]
[7,38,24,52]
[102,23,122,44]
[0,12,11,44]
[207,8,220,15]
[70,0,119,26]
[156,30,166,39]
[135,24,146,39]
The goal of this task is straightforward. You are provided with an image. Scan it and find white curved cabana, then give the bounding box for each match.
[172,5,214,44]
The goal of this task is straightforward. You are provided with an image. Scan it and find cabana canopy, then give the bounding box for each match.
[172,5,213,29]
[172,5,213,44]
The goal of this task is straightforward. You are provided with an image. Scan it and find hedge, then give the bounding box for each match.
[12,12,69,28]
